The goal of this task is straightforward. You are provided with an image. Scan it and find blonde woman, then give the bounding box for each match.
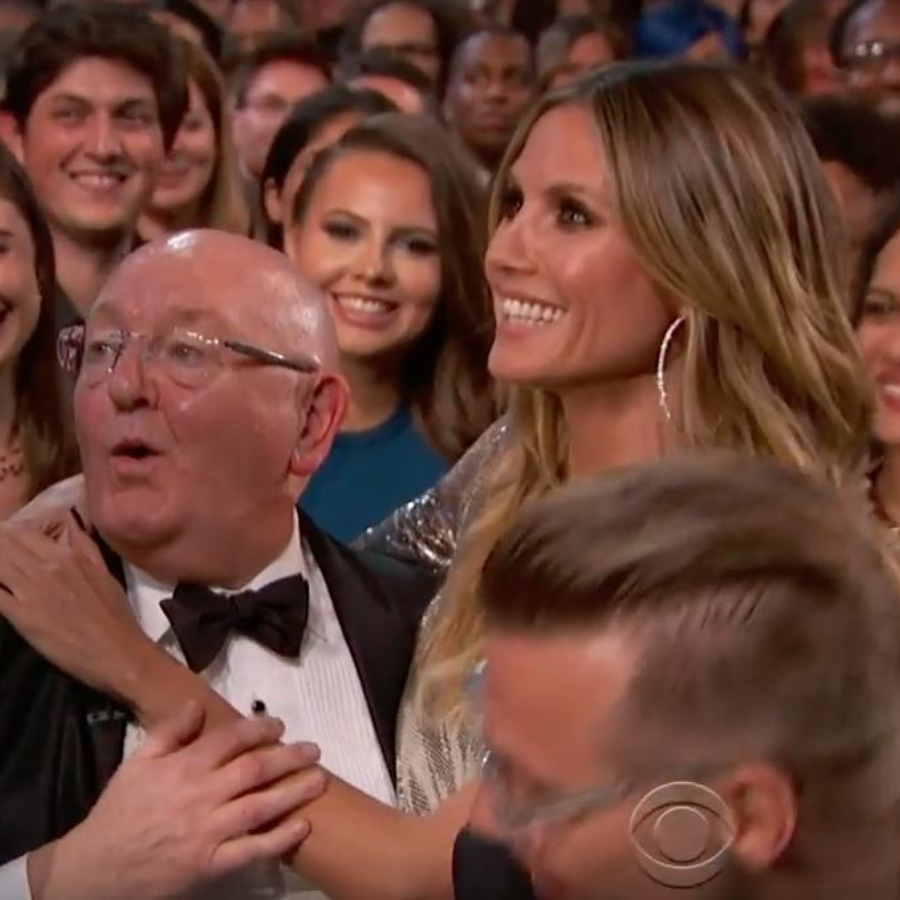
[1,60,872,899]
[138,38,249,240]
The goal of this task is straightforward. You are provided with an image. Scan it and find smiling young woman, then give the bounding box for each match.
[284,113,500,540]
[138,38,249,240]
[0,144,77,518]
[855,196,900,531]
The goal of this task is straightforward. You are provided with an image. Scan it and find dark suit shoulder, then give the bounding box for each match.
[301,512,440,628]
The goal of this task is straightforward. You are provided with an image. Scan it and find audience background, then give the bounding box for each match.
[0,0,896,531]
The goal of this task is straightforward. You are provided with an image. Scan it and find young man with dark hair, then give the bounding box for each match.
[0,1,187,332]
[444,24,535,177]
[459,454,900,900]
[230,33,331,186]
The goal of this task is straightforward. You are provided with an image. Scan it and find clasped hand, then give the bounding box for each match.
[30,704,327,900]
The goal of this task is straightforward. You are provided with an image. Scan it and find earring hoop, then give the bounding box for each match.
[656,316,685,423]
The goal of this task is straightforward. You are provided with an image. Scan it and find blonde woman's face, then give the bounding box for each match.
[485,103,671,390]
[858,229,900,445]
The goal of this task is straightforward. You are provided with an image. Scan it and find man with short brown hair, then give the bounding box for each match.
[467,454,900,900]
[0,2,187,330]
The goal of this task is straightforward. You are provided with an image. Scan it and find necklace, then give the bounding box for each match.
[0,444,25,483]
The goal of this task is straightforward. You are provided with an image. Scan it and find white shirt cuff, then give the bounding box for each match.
[0,856,33,900]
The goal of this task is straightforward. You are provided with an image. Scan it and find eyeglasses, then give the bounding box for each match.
[480,749,636,832]
[467,659,635,832]
[843,39,900,70]
[57,325,320,389]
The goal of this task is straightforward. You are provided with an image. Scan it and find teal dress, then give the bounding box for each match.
[301,404,449,542]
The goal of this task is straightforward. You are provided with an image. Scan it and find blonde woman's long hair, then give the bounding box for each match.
[419,60,874,724]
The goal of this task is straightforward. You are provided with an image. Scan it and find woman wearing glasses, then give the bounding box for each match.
[6,61,875,898]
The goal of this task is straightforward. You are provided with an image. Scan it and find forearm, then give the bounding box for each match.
[126,642,240,730]
[27,831,110,900]
[287,779,477,900]
[119,647,469,900]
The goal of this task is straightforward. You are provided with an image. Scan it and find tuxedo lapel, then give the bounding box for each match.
[300,512,437,781]
[83,531,132,786]
[0,525,130,860]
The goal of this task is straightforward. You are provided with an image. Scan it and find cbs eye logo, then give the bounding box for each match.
[628,781,736,889]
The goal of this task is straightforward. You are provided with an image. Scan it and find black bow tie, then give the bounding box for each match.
[160,575,309,673]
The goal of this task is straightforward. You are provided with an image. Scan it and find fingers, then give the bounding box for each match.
[0,529,44,593]
[209,764,328,847]
[67,526,124,597]
[186,714,287,770]
[211,818,311,878]
[136,701,206,760]
[213,740,321,803]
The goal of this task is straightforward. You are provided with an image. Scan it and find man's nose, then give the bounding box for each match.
[106,342,158,410]
[84,114,125,160]
[485,78,509,102]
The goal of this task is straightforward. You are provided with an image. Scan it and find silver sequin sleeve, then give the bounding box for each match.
[358,418,513,814]
[357,417,511,571]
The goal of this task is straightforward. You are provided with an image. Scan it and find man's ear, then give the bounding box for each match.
[289,373,349,478]
[0,112,25,163]
[718,763,798,872]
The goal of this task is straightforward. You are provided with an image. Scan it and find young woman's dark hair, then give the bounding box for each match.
[337,47,435,93]
[262,86,397,196]
[291,113,499,462]
[0,145,78,498]
[2,2,188,150]
[260,85,397,247]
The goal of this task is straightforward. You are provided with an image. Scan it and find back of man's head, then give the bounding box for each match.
[3,2,187,147]
[482,454,900,826]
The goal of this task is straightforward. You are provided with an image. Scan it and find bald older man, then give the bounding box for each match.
[0,231,437,899]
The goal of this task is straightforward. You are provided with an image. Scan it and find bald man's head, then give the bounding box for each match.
[74,228,348,586]
[97,229,340,370]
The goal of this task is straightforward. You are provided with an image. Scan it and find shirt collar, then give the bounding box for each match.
[125,511,328,645]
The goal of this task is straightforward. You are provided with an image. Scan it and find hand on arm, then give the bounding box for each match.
[28,702,326,900]
[0,520,473,900]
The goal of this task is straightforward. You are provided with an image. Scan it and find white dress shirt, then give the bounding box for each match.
[0,513,395,900]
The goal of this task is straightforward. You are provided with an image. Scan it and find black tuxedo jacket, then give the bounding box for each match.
[0,514,438,863]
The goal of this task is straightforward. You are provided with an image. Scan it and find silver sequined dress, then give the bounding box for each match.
[359,418,511,814]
